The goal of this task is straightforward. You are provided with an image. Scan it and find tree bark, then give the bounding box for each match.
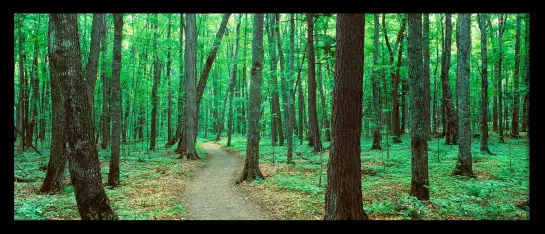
[85,14,105,111]
[408,13,430,201]
[423,13,431,140]
[149,14,160,150]
[511,14,521,138]
[453,14,474,177]
[239,13,265,183]
[325,14,368,220]
[371,14,382,150]
[107,14,123,187]
[40,16,68,194]
[478,14,491,154]
[182,14,199,160]
[50,13,117,220]
[17,13,26,153]
[306,13,322,152]
[227,14,242,147]
[440,14,458,145]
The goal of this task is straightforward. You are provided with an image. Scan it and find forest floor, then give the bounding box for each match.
[217,132,529,220]
[14,131,529,220]
[14,139,209,220]
[181,142,271,220]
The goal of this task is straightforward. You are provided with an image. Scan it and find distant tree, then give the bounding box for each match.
[496,14,507,143]
[238,13,265,183]
[286,13,296,163]
[371,14,382,150]
[453,13,474,177]
[511,14,522,138]
[227,14,242,147]
[423,13,431,140]
[324,13,368,220]
[478,14,492,154]
[306,13,322,152]
[440,14,458,145]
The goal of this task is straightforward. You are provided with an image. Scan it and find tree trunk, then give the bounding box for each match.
[85,14,105,111]
[40,16,68,194]
[521,14,529,133]
[166,15,173,141]
[408,13,430,201]
[440,14,458,145]
[511,14,521,138]
[370,14,382,150]
[497,14,507,143]
[478,14,491,154]
[453,14,474,177]
[50,14,117,220]
[149,14,160,151]
[306,13,322,152]
[107,14,123,187]
[227,14,242,147]
[17,13,26,153]
[100,24,110,149]
[325,14,368,220]
[265,14,283,146]
[286,14,296,163]
[239,13,265,183]
[275,13,289,146]
[382,14,406,144]
[423,13,431,140]
[182,14,199,160]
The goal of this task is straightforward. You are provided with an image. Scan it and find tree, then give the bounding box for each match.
[50,13,117,220]
[40,15,68,194]
[182,13,198,160]
[408,13,429,201]
[496,14,507,143]
[100,20,111,150]
[107,13,123,187]
[286,13,296,164]
[423,13,431,140]
[478,14,492,154]
[371,14,382,150]
[440,14,458,145]
[511,14,521,138]
[85,14,106,110]
[453,13,474,177]
[265,14,284,146]
[149,14,160,150]
[521,14,529,133]
[382,14,406,143]
[227,14,242,147]
[306,13,322,152]
[17,13,26,153]
[166,15,173,140]
[324,13,368,220]
[238,13,264,183]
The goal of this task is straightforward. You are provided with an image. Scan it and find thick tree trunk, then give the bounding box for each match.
[306,13,322,152]
[478,14,491,154]
[371,14,382,150]
[511,14,521,138]
[107,14,123,187]
[182,14,199,160]
[40,16,68,194]
[239,14,265,183]
[440,14,458,145]
[50,14,117,220]
[453,14,474,177]
[325,14,368,220]
[408,14,430,201]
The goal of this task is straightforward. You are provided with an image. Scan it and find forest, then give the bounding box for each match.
[13,13,529,220]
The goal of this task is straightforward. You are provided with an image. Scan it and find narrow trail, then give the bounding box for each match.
[182,142,270,220]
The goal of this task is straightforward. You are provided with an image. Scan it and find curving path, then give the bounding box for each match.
[182,142,270,220]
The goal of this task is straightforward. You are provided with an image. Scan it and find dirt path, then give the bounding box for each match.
[182,142,270,220]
